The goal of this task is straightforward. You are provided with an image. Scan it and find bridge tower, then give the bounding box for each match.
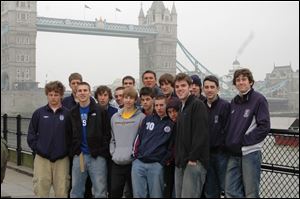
[1,1,38,91]
[139,1,177,82]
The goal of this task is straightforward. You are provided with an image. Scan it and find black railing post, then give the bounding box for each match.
[3,114,8,141]
[16,114,22,166]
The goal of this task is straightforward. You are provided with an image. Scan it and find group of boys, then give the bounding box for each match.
[26,68,270,198]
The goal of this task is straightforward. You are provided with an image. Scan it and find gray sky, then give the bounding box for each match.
[36,1,299,89]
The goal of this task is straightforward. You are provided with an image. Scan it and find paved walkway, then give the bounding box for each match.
[1,162,54,198]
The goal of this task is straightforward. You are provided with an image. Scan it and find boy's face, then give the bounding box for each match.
[123,95,136,109]
[143,73,156,88]
[69,79,81,94]
[47,91,62,107]
[235,75,253,94]
[140,95,154,111]
[154,99,167,118]
[190,84,201,97]
[114,89,124,106]
[123,79,135,88]
[76,85,91,104]
[160,81,173,96]
[203,80,219,101]
[167,108,178,122]
[97,91,110,107]
[175,80,191,102]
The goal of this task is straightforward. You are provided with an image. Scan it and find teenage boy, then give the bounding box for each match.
[27,81,70,197]
[110,87,146,198]
[225,68,270,198]
[174,73,209,198]
[203,75,230,198]
[68,82,110,198]
[132,95,175,198]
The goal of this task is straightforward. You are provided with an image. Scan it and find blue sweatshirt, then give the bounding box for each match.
[27,105,69,162]
[134,114,175,165]
[225,89,270,156]
[204,96,230,151]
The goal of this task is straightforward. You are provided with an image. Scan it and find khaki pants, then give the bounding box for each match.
[33,155,70,198]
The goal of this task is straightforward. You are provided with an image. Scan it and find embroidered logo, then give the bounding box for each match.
[59,115,64,121]
[43,115,49,118]
[214,115,219,124]
[164,126,171,133]
[243,109,250,118]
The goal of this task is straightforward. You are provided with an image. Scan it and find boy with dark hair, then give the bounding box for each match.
[68,82,110,198]
[225,68,270,198]
[203,75,230,198]
[94,85,118,119]
[122,75,136,88]
[174,73,209,198]
[190,74,206,101]
[139,87,155,116]
[132,95,175,198]
[142,70,163,97]
[114,86,125,109]
[159,73,176,101]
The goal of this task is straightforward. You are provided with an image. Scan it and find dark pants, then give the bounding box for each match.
[110,162,132,198]
[163,164,175,198]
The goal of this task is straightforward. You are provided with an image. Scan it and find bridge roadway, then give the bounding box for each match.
[36,17,158,38]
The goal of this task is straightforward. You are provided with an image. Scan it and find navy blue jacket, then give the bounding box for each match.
[107,105,118,120]
[134,114,175,165]
[225,89,270,155]
[175,95,209,169]
[62,94,77,110]
[204,96,230,152]
[27,105,69,162]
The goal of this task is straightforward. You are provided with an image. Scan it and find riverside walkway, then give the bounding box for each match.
[1,162,54,198]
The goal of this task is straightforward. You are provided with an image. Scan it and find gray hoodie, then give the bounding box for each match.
[110,108,145,165]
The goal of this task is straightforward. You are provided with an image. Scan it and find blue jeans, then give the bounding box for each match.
[225,151,262,198]
[70,154,107,198]
[131,159,164,198]
[175,161,207,198]
[205,151,228,198]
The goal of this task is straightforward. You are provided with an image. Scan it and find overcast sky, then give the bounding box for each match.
[36,1,299,89]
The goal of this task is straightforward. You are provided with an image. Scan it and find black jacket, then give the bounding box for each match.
[175,95,209,169]
[67,100,111,158]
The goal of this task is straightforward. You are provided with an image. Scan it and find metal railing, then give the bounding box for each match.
[1,114,299,198]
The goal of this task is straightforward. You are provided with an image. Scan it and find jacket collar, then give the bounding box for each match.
[46,104,63,113]
[181,94,196,111]
[204,95,220,109]
[234,88,254,104]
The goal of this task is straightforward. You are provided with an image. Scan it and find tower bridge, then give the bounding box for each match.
[1,1,178,92]
[1,1,298,116]
[36,17,158,38]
